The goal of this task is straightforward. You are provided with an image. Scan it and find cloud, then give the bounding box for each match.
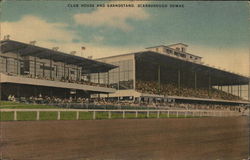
[73,2,149,31]
[2,15,247,77]
[92,35,104,43]
[1,15,79,43]
[1,15,142,58]
[189,45,249,77]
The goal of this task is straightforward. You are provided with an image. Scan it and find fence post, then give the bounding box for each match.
[176,111,179,118]
[123,111,125,119]
[14,111,17,121]
[108,111,111,119]
[36,111,40,120]
[157,111,160,118]
[167,111,169,118]
[93,111,96,120]
[184,111,187,118]
[76,111,79,120]
[135,111,138,118]
[147,111,149,118]
[57,111,60,120]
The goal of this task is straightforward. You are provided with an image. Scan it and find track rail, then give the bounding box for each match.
[0,109,243,121]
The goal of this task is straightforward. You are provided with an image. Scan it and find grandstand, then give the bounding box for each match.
[0,39,117,101]
[96,43,250,107]
[1,39,249,109]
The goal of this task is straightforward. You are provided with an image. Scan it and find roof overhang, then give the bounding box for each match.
[0,40,117,73]
[134,51,249,86]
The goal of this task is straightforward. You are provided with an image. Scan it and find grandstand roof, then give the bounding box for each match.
[0,40,117,73]
[167,43,188,47]
[145,45,202,58]
[134,51,249,85]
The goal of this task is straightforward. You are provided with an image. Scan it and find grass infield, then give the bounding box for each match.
[0,101,202,121]
[0,101,58,109]
[0,111,201,121]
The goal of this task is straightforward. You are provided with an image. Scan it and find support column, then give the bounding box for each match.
[68,68,70,80]
[34,57,37,77]
[194,71,197,89]
[98,72,100,84]
[107,71,110,87]
[0,83,2,101]
[118,66,120,90]
[208,73,211,98]
[42,63,45,77]
[178,70,181,95]
[76,68,78,81]
[158,65,161,90]
[63,59,66,78]
[6,58,8,72]
[227,85,230,94]
[133,57,136,90]
[239,85,242,98]
[17,52,19,75]
[238,85,240,98]
[248,80,250,101]
[50,53,52,79]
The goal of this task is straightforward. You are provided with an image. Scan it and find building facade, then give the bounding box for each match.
[0,40,116,100]
[95,43,249,105]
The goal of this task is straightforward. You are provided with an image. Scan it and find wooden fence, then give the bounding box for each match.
[0,109,243,121]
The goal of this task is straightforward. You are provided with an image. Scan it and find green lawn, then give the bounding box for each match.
[79,112,93,120]
[0,110,201,121]
[0,101,58,109]
[40,112,58,120]
[0,111,14,121]
[60,111,76,120]
[0,101,20,105]
[0,101,202,121]
[17,112,37,121]
[96,112,109,119]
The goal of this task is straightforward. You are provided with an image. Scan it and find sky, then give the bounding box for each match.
[1,1,249,76]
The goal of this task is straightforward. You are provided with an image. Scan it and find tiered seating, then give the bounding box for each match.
[136,80,241,101]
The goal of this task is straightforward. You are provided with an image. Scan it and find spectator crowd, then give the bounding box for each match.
[6,94,248,114]
[7,73,110,88]
[136,80,241,101]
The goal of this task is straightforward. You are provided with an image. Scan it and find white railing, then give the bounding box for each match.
[0,109,243,121]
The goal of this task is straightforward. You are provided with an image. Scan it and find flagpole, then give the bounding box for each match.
[81,46,85,57]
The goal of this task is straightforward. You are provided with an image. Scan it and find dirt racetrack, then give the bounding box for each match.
[0,117,249,160]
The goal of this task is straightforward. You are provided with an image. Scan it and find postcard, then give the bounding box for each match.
[0,1,249,160]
